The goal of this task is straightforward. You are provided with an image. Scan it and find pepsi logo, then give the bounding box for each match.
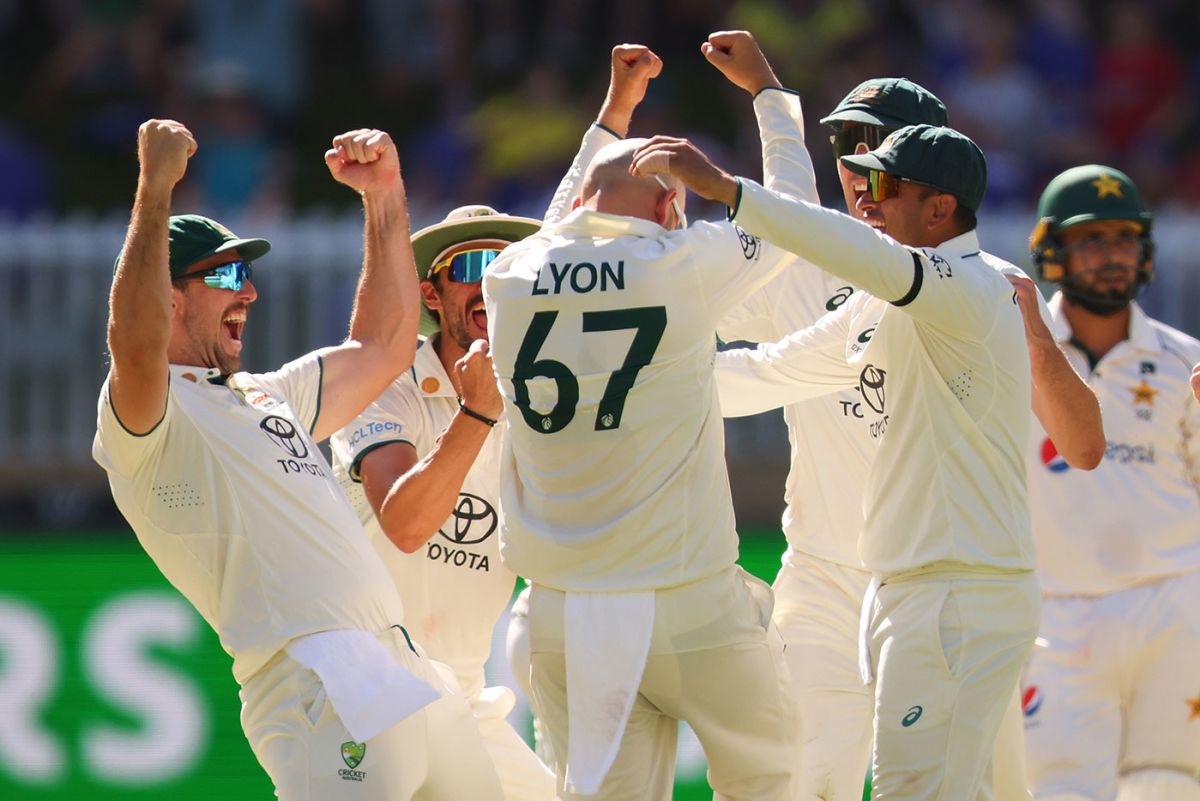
[1040,438,1069,473]
[1021,685,1042,717]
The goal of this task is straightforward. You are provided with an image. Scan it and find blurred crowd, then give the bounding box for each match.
[3,0,1199,224]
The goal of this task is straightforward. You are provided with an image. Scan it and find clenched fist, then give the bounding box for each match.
[324,128,401,196]
[456,339,503,420]
[137,119,196,194]
[702,30,782,96]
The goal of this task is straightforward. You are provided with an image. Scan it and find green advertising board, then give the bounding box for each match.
[0,531,792,800]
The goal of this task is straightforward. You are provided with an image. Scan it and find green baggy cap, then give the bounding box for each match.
[820,77,948,131]
[841,124,988,212]
[165,214,271,276]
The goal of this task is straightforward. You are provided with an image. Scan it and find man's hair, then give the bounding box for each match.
[953,204,977,233]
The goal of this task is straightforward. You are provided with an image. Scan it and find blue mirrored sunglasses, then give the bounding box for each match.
[431,249,501,283]
[173,260,254,291]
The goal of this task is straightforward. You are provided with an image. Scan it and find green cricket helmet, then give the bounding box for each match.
[1029,165,1154,309]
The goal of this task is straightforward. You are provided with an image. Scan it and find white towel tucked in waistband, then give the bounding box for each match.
[563,591,655,796]
[858,576,883,685]
[286,629,440,743]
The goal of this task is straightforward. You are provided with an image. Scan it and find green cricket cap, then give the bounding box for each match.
[820,77,948,131]
[1034,164,1152,232]
[841,124,988,212]
[166,214,270,276]
[411,205,542,337]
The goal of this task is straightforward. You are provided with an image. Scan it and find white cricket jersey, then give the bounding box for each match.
[480,88,809,593]
[719,179,1034,577]
[93,356,404,684]
[329,337,514,698]
[1025,295,1200,596]
[718,236,1053,571]
[483,209,796,592]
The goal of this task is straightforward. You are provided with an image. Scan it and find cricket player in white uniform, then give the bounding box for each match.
[1021,165,1200,801]
[640,122,1039,799]
[484,32,805,801]
[716,79,1103,801]
[93,120,503,800]
[329,205,556,801]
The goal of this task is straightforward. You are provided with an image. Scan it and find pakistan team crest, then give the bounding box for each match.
[341,741,366,769]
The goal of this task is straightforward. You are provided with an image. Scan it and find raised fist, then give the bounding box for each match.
[607,44,663,113]
[701,30,782,95]
[137,119,197,193]
[324,128,401,195]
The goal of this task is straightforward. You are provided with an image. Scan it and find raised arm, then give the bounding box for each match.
[312,129,420,442]
[702,30,817,204]
[1008,274,1105,469]
[107,119,196,435]
[361,341,503,553]
[543,44,662,225]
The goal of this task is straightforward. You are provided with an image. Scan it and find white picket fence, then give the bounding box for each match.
[1,211,1197,515]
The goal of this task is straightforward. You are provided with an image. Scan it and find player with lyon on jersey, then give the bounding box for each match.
[484,31,806,801]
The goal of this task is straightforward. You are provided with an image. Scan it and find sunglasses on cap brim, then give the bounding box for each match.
[431,248,502,283]
[172,260,253,291]
[830,126,891,159]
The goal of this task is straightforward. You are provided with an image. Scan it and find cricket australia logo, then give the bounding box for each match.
[339,741,367,782]
[341,741,366,769]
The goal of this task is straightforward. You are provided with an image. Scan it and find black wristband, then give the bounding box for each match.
[457,399,497,427]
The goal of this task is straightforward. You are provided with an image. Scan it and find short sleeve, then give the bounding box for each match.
[251,349,328,435]
[92,374,171,479]
[329,377,426,482]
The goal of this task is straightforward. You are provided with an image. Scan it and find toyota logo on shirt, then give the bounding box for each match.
[259,415,310,459]
[857,364,886,414]
[437,492,498,545]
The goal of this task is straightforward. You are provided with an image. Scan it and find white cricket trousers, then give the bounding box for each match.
[1023,570,1200,800]
[773,551,875,800]
[866,570,1041,800]
[527,566,798,801]
[240,626,504,800]
[775,551,1034,801]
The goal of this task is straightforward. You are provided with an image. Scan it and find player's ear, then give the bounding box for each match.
[654,188,677,229]
[419,279,442,311]
[926,193,957,231]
